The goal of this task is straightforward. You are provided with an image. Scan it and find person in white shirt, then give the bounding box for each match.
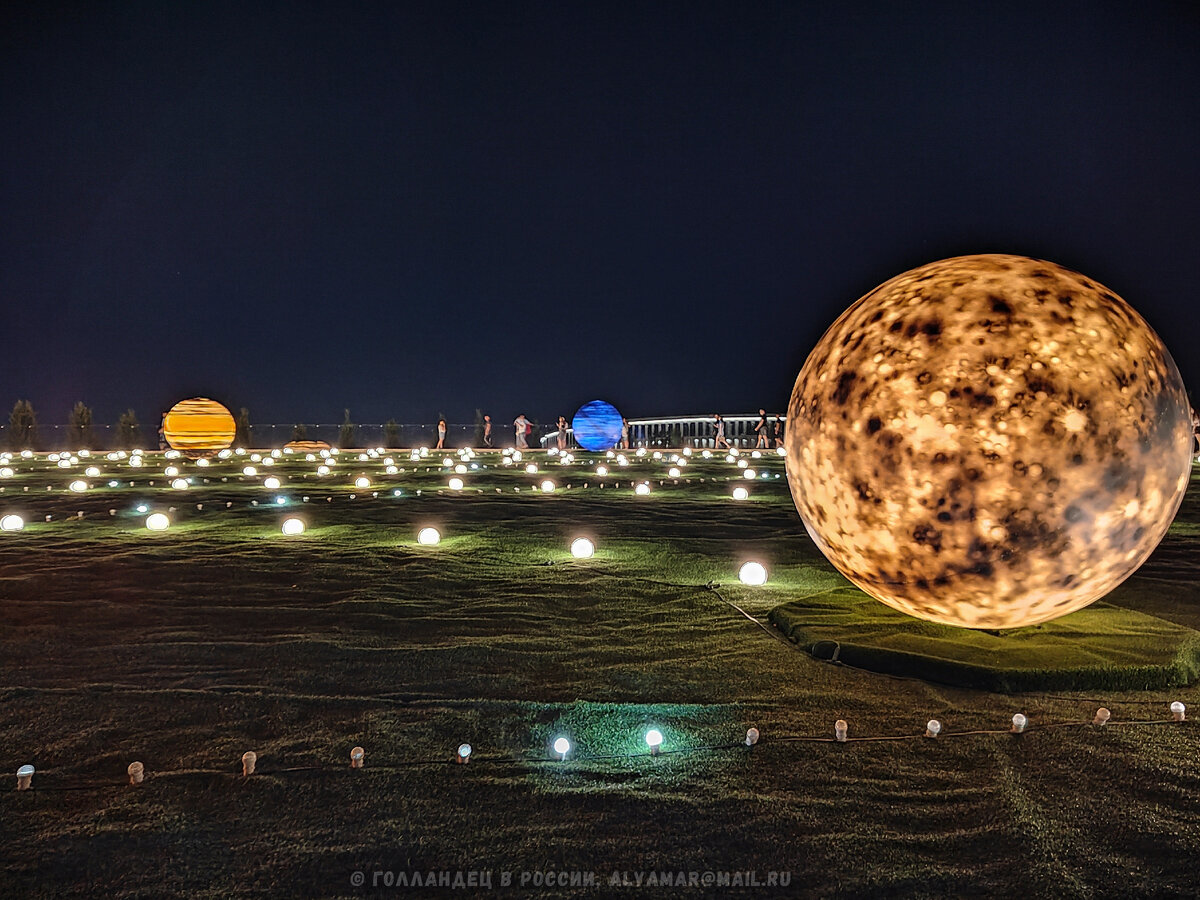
[514,414,532,449]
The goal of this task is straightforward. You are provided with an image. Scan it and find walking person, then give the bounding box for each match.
[556,416,568,451]
[713,414,730,450]
[436,417,447,449]
[483,414,493,448]
[754,408,770,448]
[773,415,785,449]
[514,414,533,450]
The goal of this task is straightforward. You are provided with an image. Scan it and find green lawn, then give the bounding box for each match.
[1,449,1198,898]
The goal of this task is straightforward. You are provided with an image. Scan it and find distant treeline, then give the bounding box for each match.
[3,401,502,451]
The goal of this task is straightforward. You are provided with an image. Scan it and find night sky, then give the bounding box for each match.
[3,2,1198,428]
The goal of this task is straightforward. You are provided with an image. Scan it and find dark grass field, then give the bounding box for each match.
[1,448,1198,898]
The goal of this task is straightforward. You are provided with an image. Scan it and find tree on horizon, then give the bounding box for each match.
[8,400,37,450]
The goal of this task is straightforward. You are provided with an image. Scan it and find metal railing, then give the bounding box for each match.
[540,414,786,450]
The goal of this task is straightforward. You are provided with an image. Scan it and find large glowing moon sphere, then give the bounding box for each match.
[571,400,623,451]
[786,254,1193,629]
[163,398,236,457]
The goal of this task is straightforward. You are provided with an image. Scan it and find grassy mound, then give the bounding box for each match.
[769,588,1200,693]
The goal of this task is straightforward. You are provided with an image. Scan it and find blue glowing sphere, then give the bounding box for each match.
[571,400,623,451]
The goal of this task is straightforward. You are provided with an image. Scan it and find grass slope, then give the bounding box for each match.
[0,451,1198,898]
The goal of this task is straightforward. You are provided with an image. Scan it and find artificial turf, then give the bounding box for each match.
[770,589,1200,693]
[1,449,1198,898]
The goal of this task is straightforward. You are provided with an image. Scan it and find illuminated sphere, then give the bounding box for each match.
[281,518,305,535]
[739,561,768,586]
[163,398,236,457]
[732,487,749,501]
[571,400,623,451]
[570,537,595,559]
[645,729,663,749]
[1,515,25,532]
[448,477,464,491]
[634,483,651,496]
[145,513,170,531]
[68,480,88,493]
[417,527,441,546]
[786,254,1193,629]
[263,476,281,490]
[553,737,570,756]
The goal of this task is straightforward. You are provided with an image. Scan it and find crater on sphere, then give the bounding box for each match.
[784,254,1193,629]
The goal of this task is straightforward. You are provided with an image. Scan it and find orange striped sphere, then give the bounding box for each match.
[163,398,236,456]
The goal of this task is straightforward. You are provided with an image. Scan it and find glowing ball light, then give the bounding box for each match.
[645,729,663,754]
[242,466,257,477]
[732,487,749,501]
[68,480,88,493]
[571,400,623,451]
[354,477,370,489]
[264,477,281,490]
[540,480,556,493]
[739,561,768,586]
[786,254,1194,629]
[417,527,441,546]
[85,466,100,477]
[170,479,188,490]
[570,537,595,559]
[553,737,571,760]
[145,513,170,531]
[1,515,25,532]
[281,518,305,535]
[448,477,464,491]
[163,397,236,457]
[634,483,651,496]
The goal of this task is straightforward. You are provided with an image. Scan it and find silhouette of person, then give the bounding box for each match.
[755,408,770,448]
[514,414,533,449]
[714,414,730,450]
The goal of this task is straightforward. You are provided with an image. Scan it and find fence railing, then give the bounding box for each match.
[540,414,786,450]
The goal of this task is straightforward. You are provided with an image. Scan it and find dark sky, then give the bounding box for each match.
[3,1,1198,426]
